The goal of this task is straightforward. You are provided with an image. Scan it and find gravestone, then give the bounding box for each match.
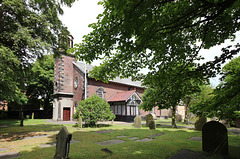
[146,114,153,127]
[175,114,182,122]
[134,115,142,128]
[149,120,156,129]
[202,121,228,156]
[195,116,207,131]
[54,126,72,159]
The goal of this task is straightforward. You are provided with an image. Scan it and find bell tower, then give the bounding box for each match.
[52,35,75,121]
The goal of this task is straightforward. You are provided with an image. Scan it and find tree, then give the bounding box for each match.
[0,0,75,126]
[74,95,115,126]
[73,0,240,123]
[141,65,206,128]
[26,54,54,117]
[0,0,75,104]
[192,56,240,122]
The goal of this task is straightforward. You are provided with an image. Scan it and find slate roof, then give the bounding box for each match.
[73,61,143,88]
[108,90,138,102]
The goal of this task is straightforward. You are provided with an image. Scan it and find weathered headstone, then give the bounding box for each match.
[146,114,153,127]
[202,121,228,155]
[54,126,72,159]
[149,120,156,129]
[195,116,207,131]
[134,115,142,128]
[175,114,182,122]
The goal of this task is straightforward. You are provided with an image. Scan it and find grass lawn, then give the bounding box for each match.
[0,119,240,159]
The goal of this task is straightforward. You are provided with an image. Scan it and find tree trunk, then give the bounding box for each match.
[184,97,191,124]
[20,108,24,127]
[78,111,82,129]
[172,106,177,128]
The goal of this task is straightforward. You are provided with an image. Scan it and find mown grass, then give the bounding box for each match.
[0,119,239,159]
[0,119,63,134]
[0,119,50,126]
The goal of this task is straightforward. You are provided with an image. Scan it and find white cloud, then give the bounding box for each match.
[60,0,104,45]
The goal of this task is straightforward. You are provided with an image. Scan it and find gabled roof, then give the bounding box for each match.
[108,90,141,102]
[73,61,143,88]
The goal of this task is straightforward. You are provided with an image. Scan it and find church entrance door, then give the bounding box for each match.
[63,107,70,121]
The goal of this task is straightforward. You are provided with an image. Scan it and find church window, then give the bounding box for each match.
[74,101,78,113]
[122,105,126,115]
[117,105,121,115]
[74,77,79,89]
[96,87,105,99]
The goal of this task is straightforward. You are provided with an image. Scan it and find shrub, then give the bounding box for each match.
[73,95,115,126]
[195,116,207,131]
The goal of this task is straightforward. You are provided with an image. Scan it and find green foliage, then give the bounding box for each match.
[190,85,214,116]
[74,95,115,126]
[0,0,75,103]
[74,0,240,127]
[194,116,207,131]
[192,57,240,121]
[26,55,54,111]
[74,0,240,81]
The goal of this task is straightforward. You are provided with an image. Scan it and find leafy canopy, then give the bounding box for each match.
[74,95,115,126]
[73,0,240,112]
[0,0,75,102]
[74,0,240,80]
[192,56,240,121]
[26,55,55,111]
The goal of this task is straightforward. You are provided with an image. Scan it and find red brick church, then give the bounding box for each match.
[52,53,157,121]
[52,36,185,121]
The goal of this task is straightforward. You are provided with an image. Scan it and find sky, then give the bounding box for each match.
[59,0,239,87]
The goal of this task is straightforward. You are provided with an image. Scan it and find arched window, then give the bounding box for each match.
[74,101,78,113]
[96,87,105,99]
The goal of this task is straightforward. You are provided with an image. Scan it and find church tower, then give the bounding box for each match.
[52,35,75,121]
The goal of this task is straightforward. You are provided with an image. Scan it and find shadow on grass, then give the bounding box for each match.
[0,119,20,126]
[3,124,240,159]
[72,123,112,128]
[0,124,63,134]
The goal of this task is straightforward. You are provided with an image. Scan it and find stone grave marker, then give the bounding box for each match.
[146,114,153,127]
[54,126,72,159]
[134,115,142,128]
[202,121,228,156]
[149,120,156,129]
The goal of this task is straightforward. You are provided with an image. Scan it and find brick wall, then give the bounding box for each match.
[54,55,75,94]
[87,78,145,101]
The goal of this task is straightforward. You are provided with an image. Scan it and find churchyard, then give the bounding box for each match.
[0,119,240,159]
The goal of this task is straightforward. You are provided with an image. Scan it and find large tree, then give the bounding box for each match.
[74,0,240,78]
[141,64,207,127]
[0,0,75,126]
[26,54,55,117]
[192,56,240,122]
[0,0,75,104]
[73,0,239,122]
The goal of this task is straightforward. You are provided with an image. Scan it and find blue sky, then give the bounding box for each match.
[60,0,239,87]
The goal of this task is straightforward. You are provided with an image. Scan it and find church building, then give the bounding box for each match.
[52,53,158,121]
[52,36,185,122]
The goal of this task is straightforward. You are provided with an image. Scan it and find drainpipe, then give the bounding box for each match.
[84,62,87,100]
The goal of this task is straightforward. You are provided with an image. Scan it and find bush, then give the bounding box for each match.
[195,116,207,131]
[73,95,115,126]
